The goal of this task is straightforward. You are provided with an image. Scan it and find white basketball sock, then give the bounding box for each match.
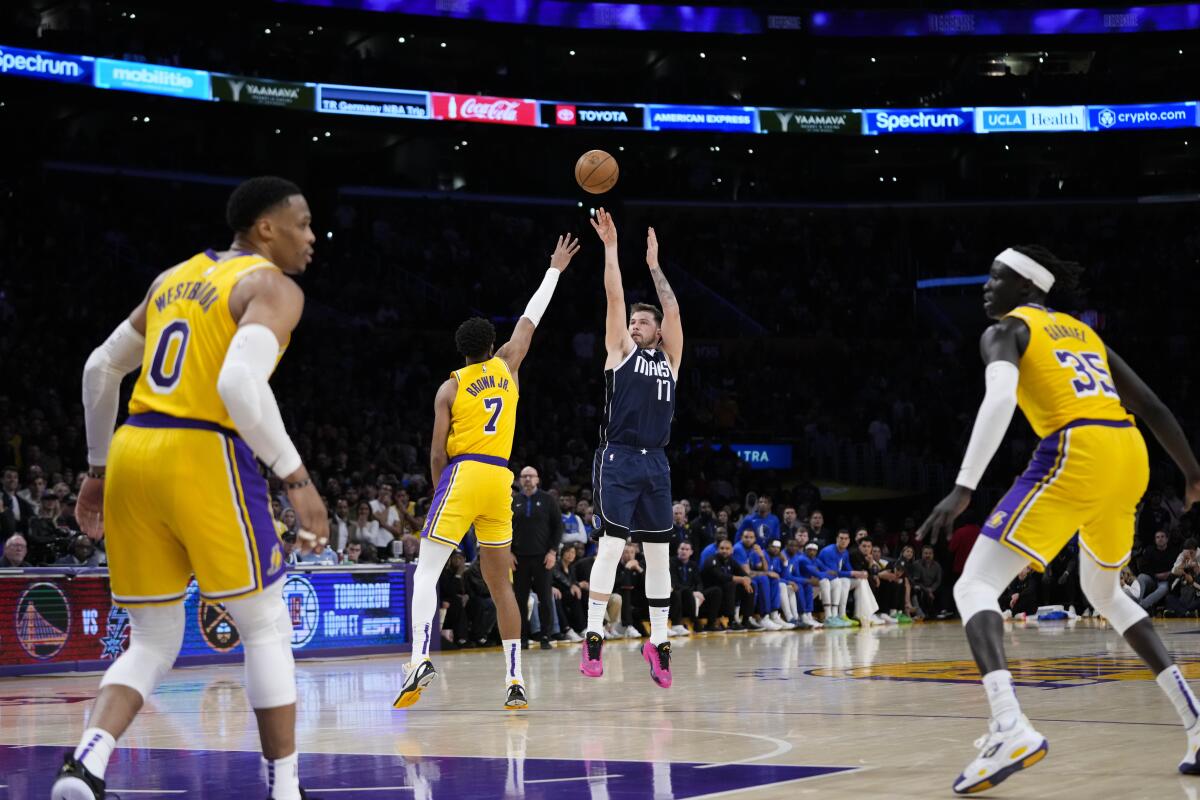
[649,606,670,645]
[264,752,301,800]
[503,639,524,684]
[74,727,115,779]
[587,598,608,636]
[982,669,1021,730]
[1157,665,1200,729]
[410,540,453,665]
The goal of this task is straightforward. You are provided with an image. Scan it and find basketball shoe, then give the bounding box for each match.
[952,715,1048,794]
[51,754,105,800]
[504,681,529,710]
[642,640,673,688]
[580,632,604,677]
[393,659,438,709]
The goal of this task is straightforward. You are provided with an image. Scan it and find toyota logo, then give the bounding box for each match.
[556,106,576,123]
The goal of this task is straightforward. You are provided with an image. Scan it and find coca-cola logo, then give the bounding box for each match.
[460,97,520,121]
[556,104,577,125]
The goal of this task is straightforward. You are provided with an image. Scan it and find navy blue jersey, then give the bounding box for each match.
[600,347,676,449]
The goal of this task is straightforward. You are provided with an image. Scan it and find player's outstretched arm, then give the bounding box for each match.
[77,270,172,539]
[429,378,457,482]
[591,207,634,366]
[917,320,1023,541]
[1109,348,1200,509]
[497,234,580,374]
[646,227,683,372]
[220,269,328,538]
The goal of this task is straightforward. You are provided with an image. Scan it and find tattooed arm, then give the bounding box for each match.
[646,227,683,372]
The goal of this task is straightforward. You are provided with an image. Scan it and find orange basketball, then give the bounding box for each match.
[575,149,619,194]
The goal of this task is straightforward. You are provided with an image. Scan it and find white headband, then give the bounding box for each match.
[995,248,1055,293]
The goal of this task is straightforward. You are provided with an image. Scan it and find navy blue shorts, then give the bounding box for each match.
[592,444,672,543]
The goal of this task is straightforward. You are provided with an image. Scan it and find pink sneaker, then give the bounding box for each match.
[580,632,604,677]
[642,641,672,688]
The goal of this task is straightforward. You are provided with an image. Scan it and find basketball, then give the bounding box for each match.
[575,149,619,194]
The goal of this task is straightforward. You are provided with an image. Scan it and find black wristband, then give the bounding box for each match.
[287,478,312,491]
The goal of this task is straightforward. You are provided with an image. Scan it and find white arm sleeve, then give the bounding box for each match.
[82,320,146,465]
[216,324,303,479]
[955,361,1020,490]
[521,268,561,326]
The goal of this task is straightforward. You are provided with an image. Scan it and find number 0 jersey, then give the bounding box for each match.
[446,356,518,461]
[1003,305,1131,438]
[128,251,284,429]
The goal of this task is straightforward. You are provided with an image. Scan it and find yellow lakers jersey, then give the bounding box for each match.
[128,251,284,429]
[446,357,518,460]
[1003,305,1131,438]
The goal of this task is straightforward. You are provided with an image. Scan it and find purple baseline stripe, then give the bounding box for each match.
[421,463,457,538]
[233,438,287,587]
[449,453,509,468]
[125,412,238,438]
[982,431,1062,540]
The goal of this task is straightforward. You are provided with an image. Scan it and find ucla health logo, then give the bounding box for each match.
[284,575,319,648]
[15,583,71,660]
[1098,108,1117,129]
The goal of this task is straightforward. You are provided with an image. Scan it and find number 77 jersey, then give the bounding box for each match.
[1002,304,1131,439]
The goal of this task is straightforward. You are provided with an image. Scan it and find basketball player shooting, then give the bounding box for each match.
[917,246,1200,794]
[579,208,682,688]
[394,234,580,713]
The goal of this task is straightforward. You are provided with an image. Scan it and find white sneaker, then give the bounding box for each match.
[769,611,787,627]
[1001,609,1013,621]
[1066,606,1078,620]
[1181,719,1200,774]
[624,624,644,638]
[671,624,691,637]
[747,616,766,630]
[1082,609,1093,618]
[763,616,784,631]
[952,715,1048,795]
[882,612,899,624]
[565,629,584,643]
[803,613,824,629]
[606,625,624,640]
[871,613,890,625]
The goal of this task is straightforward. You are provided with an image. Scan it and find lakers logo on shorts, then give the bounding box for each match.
[987,511,1009,530]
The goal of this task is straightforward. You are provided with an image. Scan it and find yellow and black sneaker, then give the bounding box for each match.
[504,681,529,710]
[50,753,106,800]
[392,659,438,709]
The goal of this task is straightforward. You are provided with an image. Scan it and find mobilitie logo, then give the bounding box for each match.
[0,45,92,84]
[94,58,212,100]
[864,108,971,135]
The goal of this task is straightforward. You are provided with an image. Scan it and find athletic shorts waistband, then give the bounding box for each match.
[448,453,510,468]
[1056,418,1134,434]
[597,443,666,455]
[125,412,239,438]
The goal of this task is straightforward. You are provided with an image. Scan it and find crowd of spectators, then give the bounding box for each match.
[4,163,1200,646]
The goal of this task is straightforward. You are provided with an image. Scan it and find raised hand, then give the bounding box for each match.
[550,233,581,272]
[589,207,617,247]
[647,226,660,269]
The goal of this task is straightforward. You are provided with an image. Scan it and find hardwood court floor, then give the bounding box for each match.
[3,619,1200,798]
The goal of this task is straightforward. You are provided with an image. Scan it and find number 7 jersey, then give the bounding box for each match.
[446,356,518,461]
[128,251,284,428]
[1002,304,1132,438]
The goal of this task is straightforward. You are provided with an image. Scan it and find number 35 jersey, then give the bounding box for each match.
[128,251,285,429]
[446,356,518,461]
[1003,304,1131,438]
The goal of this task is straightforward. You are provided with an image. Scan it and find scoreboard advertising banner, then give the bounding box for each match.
[0,567,412,675]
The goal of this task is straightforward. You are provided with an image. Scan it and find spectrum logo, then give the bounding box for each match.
[864,108,972,135]
[0,46,92,84]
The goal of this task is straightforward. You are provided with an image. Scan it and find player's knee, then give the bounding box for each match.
[954,573,1000,624]
[100,603,185,701]
[225,588,297,709]
[1081,559,1146,634]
